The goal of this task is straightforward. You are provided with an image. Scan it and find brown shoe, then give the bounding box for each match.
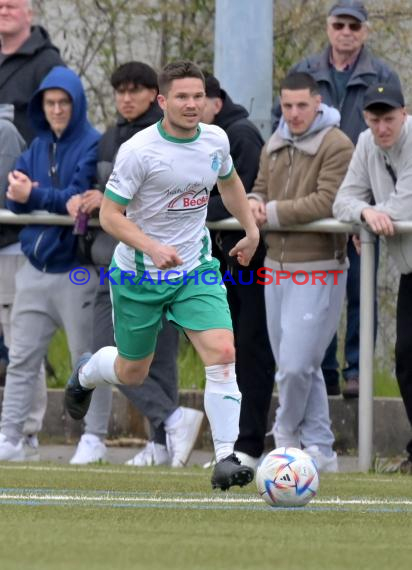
[342,378,359,399]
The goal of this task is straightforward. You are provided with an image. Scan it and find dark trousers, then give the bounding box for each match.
[226,267,275,458]
[395,273,412,459]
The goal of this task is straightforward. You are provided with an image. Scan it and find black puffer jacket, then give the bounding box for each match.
[206,90,265,266]
[0,26,63,143]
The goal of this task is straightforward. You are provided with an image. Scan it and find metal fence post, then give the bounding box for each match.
[358,226,376,472]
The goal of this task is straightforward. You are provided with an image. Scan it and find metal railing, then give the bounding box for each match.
[2,208,411,472]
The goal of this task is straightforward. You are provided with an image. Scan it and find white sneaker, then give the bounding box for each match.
[203,456,216,469]
[305,445,338,473]
[0,433,25,461]
[70,434,107,465]
[165,407,204,467]
[23,434,40,461]
[125,442,170,466]
[235,451,260,472]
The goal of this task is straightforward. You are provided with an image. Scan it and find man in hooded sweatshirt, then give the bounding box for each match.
[0,65,100,460]
[248,72,353,472]
[0,0,64,143]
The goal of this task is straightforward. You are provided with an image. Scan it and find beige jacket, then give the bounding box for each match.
[252,122,353,271]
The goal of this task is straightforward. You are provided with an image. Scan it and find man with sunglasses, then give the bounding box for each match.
[272,0,401,400]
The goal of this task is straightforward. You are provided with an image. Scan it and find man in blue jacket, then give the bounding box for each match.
[0,65,100,460]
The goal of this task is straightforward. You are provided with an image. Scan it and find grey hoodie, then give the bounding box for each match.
[0,104,25,247]
[333,115,412,274]
[0,104,25,206]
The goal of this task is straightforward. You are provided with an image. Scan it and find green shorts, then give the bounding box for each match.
[109,257,233,360]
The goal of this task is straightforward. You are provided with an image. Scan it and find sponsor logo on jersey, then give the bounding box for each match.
[210,151,221,172]
[107,170,120,190]
[167,186,209,212]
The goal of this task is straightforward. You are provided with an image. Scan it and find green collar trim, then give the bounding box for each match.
[157,120,200,143]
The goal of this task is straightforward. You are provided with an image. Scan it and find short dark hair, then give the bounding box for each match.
[204,73,222,99]
[280,72,320,96]
[111,61,158,92]
[158,61,205,95]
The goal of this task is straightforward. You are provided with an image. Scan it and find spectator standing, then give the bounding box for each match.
[203,74,275,471]
[0,0,63,143]
[0,66,100,460]
[67,62,203,467]
[333,83,412,475]
[272,0,401,398]
[0,103,46,459]
[0,0,64,454]
[250,72,353,471]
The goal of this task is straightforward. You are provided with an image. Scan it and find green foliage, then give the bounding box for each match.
[47,329,399,397]
[46,329,205,389]
[374,367,401,398]
[46,329,71,388]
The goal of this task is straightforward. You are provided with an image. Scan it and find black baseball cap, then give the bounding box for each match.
[328,1,368,22]
[363,84,405,110]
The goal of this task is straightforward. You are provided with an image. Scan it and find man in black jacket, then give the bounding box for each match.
[0,0,63,143]
[203,74,275,471]
[67,62,203,467]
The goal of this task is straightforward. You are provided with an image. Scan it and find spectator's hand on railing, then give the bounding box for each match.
[7,171,36,203]
[248,198,267,227]
[66,194,82,218]
[361,207,395,236]
[80,190,103,215]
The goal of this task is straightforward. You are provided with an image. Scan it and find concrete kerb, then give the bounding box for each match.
[0,388,409,458]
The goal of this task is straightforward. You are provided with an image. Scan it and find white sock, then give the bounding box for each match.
[164,407,183,429]
[203,363,241,462]
[79,347,120,389]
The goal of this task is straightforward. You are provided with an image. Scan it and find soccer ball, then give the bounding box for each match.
[256,447,319,508]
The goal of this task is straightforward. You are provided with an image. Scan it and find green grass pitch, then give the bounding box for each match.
[0,462,411,570]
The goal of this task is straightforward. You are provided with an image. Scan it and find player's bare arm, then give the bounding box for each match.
[100,196,183,269]
[217,170,260,266]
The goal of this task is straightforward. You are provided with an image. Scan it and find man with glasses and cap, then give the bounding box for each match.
[272,0,401,400]
[334,82,412,475]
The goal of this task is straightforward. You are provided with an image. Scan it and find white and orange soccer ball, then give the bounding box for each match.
[256,447,319,507]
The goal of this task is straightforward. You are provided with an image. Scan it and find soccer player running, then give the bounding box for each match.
[65,61,260,490]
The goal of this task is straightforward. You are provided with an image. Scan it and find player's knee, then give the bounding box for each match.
[115,361,149,386]
[213,342,235,364]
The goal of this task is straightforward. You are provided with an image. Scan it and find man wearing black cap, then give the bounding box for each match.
[333,83,412,475]
[272,0,401,400]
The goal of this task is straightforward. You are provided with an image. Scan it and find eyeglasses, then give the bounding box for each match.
[330,21,363,32]
[43,99,72,110]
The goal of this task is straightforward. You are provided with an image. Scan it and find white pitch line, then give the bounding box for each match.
[0,464,202,477]
[1,491,412,507]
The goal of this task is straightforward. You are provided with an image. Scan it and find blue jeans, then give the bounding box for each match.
[322,237,379,386]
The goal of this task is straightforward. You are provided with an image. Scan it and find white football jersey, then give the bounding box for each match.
[105,120,233,278]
